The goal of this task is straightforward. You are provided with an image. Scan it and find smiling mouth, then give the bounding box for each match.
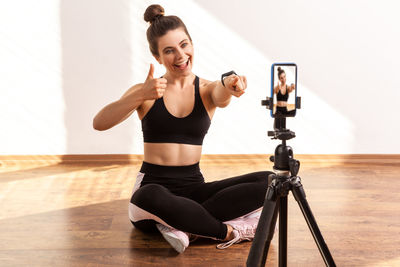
[174,58,190,70]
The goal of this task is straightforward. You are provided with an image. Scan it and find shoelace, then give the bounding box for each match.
[188,233,198,243]
[216,230,240,249]
[216,228,255,249]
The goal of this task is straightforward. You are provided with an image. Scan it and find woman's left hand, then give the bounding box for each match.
[225,75,247,97]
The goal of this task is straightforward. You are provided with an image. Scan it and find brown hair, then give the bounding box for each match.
[144,4,192,57]
[277,67,285,79]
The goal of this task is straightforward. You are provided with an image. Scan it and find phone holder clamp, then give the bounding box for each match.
[261,97,302,110]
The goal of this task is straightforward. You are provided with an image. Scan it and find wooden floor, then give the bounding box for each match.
[0,155,400,266]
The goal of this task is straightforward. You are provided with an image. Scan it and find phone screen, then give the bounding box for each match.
[271,63,297,118]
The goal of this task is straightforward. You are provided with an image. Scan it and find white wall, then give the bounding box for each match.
[1,0,399,155]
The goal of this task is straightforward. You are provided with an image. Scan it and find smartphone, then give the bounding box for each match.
[270,63,297,118]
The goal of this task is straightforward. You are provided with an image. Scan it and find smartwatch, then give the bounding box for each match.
[221,71,237,87]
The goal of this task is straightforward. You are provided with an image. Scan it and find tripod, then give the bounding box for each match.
[246,117,336,267]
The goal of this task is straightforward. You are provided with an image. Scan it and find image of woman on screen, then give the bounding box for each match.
[273,67,295,116]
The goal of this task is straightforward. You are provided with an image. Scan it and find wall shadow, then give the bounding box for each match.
[59,0,135,156]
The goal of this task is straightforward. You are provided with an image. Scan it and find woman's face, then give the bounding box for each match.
[156,28,193,76]
[279,73,286,85]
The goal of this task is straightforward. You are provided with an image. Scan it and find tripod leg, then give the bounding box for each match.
[279,196,288,267]
[247,184,280,267]
[291,177,336,267]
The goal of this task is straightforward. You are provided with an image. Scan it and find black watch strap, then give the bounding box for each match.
[221,71,237,87]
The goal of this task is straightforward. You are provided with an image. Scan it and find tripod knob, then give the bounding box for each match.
[289,159,300,176]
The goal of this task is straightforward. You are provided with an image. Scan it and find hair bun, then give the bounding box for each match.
[277,67,282,71]
[144,4,165,23]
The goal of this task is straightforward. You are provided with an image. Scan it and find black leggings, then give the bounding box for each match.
[275,106,296,116]
[129,161,273,240]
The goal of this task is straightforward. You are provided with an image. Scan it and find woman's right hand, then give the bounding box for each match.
[141,64,167,100]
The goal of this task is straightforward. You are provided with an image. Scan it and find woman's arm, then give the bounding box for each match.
[93,64,167,131]
[208,74,247,108]
[288,83,295,93]
[274,85,280,94]
[92,83,145,131]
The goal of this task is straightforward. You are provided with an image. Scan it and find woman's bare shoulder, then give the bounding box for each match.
[198,77,217,93]
[197,77,217,118]
[199,77,213,87]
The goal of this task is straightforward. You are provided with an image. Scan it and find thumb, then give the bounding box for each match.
[146,63,154,80]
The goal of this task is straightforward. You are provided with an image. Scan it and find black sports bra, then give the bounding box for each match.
[277,86,289,101]
[141,76,211,145]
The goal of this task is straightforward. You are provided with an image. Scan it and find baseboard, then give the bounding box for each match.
[1,154,399,165]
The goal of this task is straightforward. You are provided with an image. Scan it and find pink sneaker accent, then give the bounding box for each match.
[216,208,278,249]
[217,216,259,249]
[243,208,262,219]
[242,208,278,234]
[156,224,189,253]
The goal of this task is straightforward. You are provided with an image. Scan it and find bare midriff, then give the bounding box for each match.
[143,143,202,166]
[277,101,287,107]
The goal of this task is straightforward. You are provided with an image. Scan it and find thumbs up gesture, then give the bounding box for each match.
[224,74,247,97]
[142,64,167,100]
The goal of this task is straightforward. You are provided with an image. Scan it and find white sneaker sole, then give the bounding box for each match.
[161,232,186,253]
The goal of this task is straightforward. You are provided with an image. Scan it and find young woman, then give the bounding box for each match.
[93,4,273,253]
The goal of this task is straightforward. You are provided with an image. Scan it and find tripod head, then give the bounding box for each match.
[267,118,295,141]
[261,100,300,176]
[261,96,300,141]
[269,143,300,176]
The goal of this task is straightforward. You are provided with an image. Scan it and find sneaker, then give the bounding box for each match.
[216,216,259,249]
[242,208,262,219]
[156,224,189,253]
[244,208,278,234]
[216,209,278,249]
